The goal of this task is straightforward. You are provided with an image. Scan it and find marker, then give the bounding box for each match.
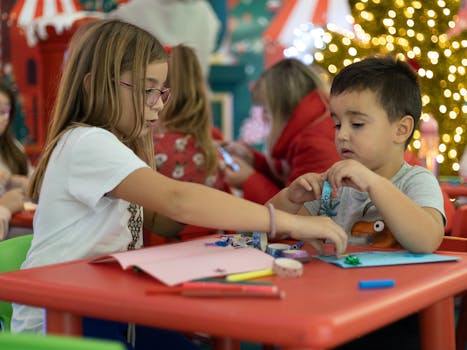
[226,268,275,282]
[182,281,278,294]
[194,278,273,286]
[145,283,282,298]
[358,279,395,289]
[181,289,284,298]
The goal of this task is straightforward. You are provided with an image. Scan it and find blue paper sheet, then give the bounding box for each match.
[316,250,460,268]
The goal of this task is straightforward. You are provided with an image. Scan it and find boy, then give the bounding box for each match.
[270,56,445,254]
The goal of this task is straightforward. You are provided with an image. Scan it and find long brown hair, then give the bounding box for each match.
[0,80,28,175]
[29,19,167,201]
[159,44,218,174]
[252,58,322,124]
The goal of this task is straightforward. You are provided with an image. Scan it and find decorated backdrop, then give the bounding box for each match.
[297,0,466,176]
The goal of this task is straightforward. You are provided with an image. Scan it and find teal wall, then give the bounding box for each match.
[209,0,276,141]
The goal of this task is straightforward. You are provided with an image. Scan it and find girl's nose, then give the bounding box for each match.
[152,97,164,111]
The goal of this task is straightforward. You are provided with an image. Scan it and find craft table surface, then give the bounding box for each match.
[0,245,466,350]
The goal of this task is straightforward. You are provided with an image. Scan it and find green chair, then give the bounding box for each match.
[0,234,33,332]
[0,332,125,350]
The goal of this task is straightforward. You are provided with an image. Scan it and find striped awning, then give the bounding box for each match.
[9,0,102,46]
[263,0,354,47]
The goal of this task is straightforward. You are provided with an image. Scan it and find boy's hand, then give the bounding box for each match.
[224,156,254,188]
[291,215,348,257]
[326,159,377,193]
[287,173,324,204]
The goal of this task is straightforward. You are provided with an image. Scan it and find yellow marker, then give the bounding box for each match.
[226,268,275,282]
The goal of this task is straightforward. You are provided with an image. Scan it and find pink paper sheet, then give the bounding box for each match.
[91,237,274,286]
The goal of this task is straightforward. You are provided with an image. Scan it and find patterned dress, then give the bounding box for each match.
[152,132,231,243]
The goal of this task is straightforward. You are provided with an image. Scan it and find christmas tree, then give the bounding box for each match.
[312,0,466,176]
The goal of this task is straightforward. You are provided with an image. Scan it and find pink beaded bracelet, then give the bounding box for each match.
[266,203,276,240]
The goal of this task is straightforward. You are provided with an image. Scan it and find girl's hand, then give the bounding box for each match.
[222,141,254,165]
[291,215,348,257]
[0,188,25,214]
[287,173,324,204]
[325,159,377,193]
[224,156,255,188]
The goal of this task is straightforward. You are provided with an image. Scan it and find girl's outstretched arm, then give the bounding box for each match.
[111,168,348,256]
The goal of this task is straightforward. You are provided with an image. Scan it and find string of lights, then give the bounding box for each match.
[287,0,466,176]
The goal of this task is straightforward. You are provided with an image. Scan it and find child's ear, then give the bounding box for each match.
[395,115,414,144]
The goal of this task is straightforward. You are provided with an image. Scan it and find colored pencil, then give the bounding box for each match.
[225,268,275,282]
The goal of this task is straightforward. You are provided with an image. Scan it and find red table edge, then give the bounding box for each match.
[0,264,461,350]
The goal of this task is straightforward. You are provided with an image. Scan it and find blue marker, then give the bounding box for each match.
[358,279,395,289]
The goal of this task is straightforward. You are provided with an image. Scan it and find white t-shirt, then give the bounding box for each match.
[11,127,148,333]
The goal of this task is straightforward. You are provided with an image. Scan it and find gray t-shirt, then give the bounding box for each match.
[304,162,445,246]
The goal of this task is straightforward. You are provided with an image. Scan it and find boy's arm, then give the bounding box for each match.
[327,160,444,253]
[367,176,444,253]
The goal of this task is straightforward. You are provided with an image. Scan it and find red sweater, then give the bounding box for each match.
[243,90,341,204]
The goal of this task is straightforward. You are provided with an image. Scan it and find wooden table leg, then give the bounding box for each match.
[419,296,455,350]
[46,309,82,336]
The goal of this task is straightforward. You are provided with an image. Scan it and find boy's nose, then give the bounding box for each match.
[336,126,349,141]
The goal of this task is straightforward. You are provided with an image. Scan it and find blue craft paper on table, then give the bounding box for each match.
[316,250,460,268]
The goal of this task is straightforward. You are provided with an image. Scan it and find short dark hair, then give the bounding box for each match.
[330,56,422,146]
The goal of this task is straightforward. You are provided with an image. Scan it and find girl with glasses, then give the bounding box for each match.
[0,80,29,240]
[12,19,347,349]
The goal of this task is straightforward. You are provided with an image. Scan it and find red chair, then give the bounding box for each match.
[437,236,467,350]
[452,205,467,238]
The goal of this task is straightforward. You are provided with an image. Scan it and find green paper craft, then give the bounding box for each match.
[316,250,459,268]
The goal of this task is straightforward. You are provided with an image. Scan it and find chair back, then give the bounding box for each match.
[0,234,33,331]
[436,235,467,350]
[0,332,125,350]
[452,205,467,238]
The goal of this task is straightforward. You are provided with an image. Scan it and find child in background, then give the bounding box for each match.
[223,58,341,204]
[149,44,230,239]
[11,19,347,349]
[0,80,29,240]
[269,55,445,350]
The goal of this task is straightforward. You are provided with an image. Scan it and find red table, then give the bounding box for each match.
[0,246,466,350]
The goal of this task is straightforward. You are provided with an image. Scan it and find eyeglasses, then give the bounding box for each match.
[119,81,171,107]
